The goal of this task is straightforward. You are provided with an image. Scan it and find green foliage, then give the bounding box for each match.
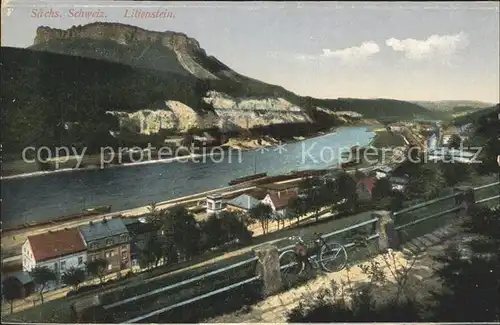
[471,106,500,175]
[439,161,473,187]
[406,163,446,200]
[2,276,24,314]
[199,211,252,250]
[61,267,86,291]
[155,206,202,259]
[371,177,392,201]
[428,206,500,322]
[29,266,57,303]
[85,258,108,284]
[447,134,462,149]
[1,47,207,155]
[249,203,274,234]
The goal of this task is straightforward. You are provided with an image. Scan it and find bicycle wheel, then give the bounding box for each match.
[279,250,304,286]
[319,241,348,272]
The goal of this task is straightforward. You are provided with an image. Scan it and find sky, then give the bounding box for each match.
[2,1,499,103]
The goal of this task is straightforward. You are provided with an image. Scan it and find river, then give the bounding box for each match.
[1,127,375,227]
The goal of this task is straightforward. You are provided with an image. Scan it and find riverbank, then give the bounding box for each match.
[1,128,343,180]
[1,124,371,180]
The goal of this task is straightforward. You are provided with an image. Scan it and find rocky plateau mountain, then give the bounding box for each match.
[1,22,444,155]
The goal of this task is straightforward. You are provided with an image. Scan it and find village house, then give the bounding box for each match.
[22,228,87,291]
[1,271,35,301]
[356,176,377,201]
[123,218,161,268]
[225,191,267,212]
[261,190,298,217]
[206,193,223,215]
[78,218,131,274]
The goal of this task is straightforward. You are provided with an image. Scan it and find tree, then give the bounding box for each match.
[371,177,392,201]
[158,206,202,259]
[249,203,273,234]
[447,134,462,149]
[218,211,253,244]
[299,177,326,222]
[61,267,86,291]
[331,171,358,214]
[138,235,175,270]
[2,276,24,314]
[439,161,472,187]
[30,266,56,303]
[406,164,445,200]
[85,258,108,285]
[286,196,308,225]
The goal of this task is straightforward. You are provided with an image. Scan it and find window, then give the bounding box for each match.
[107,264,112,271]
[78,257,83,265]
[121,245,127,251]
[106,238,114,246]
[122,251,128,259]
[54,262,58,271]
[105,251,110,258]
[91,255,96,261]
[89,242,98,250]
[61,261,66,270]
[111,251,115,257]
[120,234,128,242]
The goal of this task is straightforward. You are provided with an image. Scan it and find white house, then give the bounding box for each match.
[22,228,87,291]
[261,191,298,217]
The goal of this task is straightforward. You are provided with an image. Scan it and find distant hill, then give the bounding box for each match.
[412,100,494,112]
[2,22,442,155]
[452,104,500,126]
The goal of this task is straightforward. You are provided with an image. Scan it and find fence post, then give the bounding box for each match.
[373,210,399,252]
[253,244,282,297]
[454,186,476,217]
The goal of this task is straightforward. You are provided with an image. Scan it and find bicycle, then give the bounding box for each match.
[278,231,348,284]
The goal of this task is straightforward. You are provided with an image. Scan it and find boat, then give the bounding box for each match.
[228,173,267,186]
[228,155,267,186]
[82,205,112,214]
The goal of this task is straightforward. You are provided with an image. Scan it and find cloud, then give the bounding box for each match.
[320,41,381,62]
[385,32,469,61]
[268,41,380,64]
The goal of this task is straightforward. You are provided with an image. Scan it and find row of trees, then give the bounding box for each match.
[135,205,253,271]
[2,257,114,313]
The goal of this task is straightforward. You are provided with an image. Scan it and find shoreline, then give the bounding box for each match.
[1,126,364,181]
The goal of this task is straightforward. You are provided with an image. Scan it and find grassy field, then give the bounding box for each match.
[369,130,406,148]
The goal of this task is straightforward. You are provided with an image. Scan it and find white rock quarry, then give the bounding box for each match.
[203,91,312,129]
[107,91,312,135]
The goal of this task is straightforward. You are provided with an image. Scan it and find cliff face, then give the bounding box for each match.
[108,92,312,135]
[34,22,200,52]
[33,22,219,79]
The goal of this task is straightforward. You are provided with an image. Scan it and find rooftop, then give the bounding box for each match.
[267,191,297,210]
[27,228,86,262]
[226,193,262,210]
[125,220,158,236]
[258,182,299,191]
[79,218,128,242]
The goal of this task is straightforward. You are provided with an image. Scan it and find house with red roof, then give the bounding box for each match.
[261,190,298,217]
[22,228,87,290]
[356,176,377,201]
